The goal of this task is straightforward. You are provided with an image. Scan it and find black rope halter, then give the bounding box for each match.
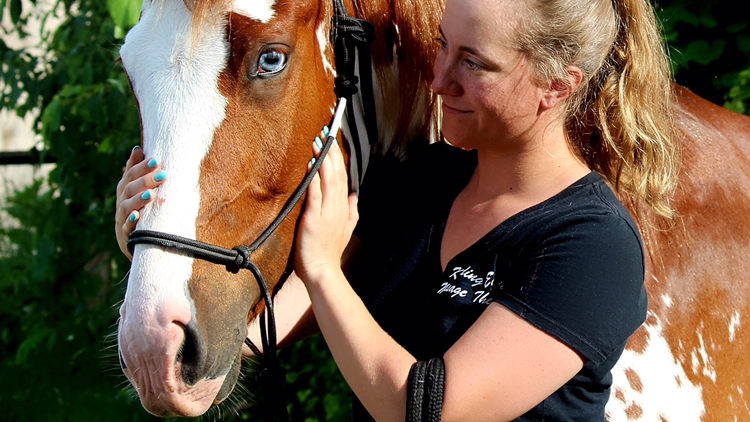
[128,119,337,421]
[127,2,378,420]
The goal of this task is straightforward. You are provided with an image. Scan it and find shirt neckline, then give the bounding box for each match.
[429,155,600,274]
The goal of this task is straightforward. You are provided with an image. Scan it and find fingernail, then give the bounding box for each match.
[131,145,141,154]
[314,137,323,149]
[141,190,152,200]
[310,157,317,166]
[147,158,158,168]
[323,126,329,136]
[128,211,138,222]
[154,171,167,182]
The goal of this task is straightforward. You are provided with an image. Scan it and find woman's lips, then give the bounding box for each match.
[442,102,470,114]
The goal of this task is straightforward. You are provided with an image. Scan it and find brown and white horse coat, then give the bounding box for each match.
[119,0,339,415]
[117,0,750,419]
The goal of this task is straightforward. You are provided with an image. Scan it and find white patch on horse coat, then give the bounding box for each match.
[607,313,705,421]
[316,21,335,75]
[662,294,673,308]
[232,0,276,23]
[729,311,741,342]
[119,0,229,327]
[689,325,717,383]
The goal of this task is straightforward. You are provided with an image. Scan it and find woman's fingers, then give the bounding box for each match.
[125,145,144,171]
[115,146,169,260]
[122,160,167,199]
[117,146,143,198]
[347,192,359,233]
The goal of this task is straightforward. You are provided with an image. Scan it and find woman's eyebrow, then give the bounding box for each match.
[438,25,499,68]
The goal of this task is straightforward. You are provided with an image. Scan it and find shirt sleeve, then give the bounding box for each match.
[494,211,648,366]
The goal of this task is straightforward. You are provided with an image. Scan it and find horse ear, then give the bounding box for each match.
[541,65,583,110]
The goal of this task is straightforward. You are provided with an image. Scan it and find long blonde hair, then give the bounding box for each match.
[516,0,679,218]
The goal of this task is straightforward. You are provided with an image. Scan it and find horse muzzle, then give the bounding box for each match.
[118,302,244,417]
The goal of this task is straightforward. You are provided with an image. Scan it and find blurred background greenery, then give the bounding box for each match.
[0,0,748,421]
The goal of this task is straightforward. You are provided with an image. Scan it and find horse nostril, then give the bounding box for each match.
[178,321,206,386]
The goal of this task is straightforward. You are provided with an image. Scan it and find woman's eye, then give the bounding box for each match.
[465,58,484,71]
[257,50,287,76]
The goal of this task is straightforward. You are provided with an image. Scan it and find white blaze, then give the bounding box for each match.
[119,0,229,320]
[232,0,276,23]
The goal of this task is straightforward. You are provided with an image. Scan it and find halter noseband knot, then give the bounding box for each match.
[228,245,255,274]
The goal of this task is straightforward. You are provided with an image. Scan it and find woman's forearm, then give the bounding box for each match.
[305,268,416,422]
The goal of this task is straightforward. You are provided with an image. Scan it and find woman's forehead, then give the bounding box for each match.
[442,0,526,57]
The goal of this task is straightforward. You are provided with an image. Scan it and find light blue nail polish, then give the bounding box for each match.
[129,212,138,222]
[147,158,158,168]
[131,145,141,154]
[310,157,317,166]
[314,137,323,149]
[323,126,329,136]
[141,191,152,200]
[154,171,167,182]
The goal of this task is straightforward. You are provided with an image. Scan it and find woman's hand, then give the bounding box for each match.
[115,146,168,260]
[294,131,359,285]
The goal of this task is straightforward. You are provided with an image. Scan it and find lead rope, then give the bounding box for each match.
[406,357,445,422]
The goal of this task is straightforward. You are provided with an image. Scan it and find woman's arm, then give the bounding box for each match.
[295,138,585,422]
[303,267,584,421]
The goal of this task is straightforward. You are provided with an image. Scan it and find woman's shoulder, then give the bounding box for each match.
[525,171,640,237]
[358,142,475,211]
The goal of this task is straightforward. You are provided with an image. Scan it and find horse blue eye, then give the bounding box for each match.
[257,50,287,76]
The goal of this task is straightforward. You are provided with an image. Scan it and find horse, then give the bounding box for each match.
[116,0,750,420]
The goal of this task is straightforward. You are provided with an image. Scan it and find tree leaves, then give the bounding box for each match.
[655,0,750,113]
[9,0,22,24]
[106,0,142,38]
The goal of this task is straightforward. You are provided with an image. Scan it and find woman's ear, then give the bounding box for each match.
[541,66,583,110]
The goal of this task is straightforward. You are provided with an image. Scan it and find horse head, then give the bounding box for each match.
[116,0,441,416]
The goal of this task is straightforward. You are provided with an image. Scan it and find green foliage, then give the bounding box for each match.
[654,0,750,114]
[1,0,351,420]
[1,0,156,420]
[0,0,747,421]
[107,0,142,38]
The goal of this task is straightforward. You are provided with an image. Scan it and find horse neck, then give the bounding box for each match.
[352,0,444,159]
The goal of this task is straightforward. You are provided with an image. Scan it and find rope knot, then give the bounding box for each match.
[228,245,254,273]
[335,74,360,97]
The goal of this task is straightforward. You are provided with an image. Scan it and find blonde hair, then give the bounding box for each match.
[516,0,680,218]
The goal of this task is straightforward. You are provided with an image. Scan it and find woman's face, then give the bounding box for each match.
[432,0,545,151]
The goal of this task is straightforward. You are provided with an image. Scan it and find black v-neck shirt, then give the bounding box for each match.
[349,142,647,421]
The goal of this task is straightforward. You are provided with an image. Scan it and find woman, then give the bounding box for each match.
[116,0,678,419]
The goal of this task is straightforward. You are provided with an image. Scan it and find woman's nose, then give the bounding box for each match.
[432,55,459,96]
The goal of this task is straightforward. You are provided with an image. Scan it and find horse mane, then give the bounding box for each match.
[186,0,233,19]
[355,0,444,158]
